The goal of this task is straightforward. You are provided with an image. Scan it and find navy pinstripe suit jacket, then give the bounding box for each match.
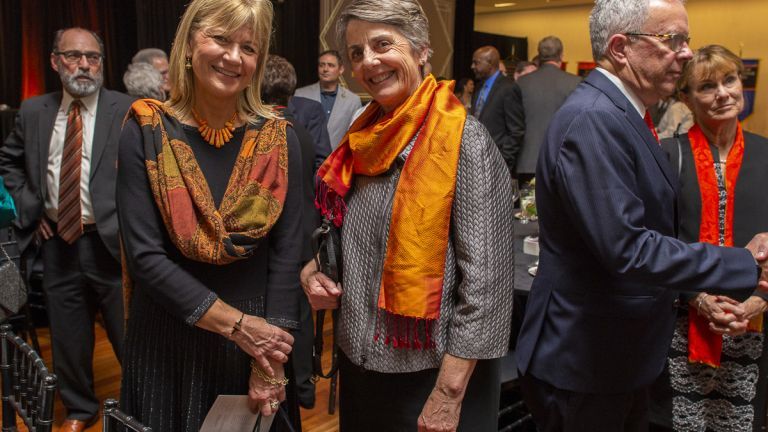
[516,70,759,394]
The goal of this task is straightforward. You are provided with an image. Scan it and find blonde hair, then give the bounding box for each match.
[167,0,275,123]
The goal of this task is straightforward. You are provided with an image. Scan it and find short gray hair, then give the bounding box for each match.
[537,36,563,63]
[132,48,167,65]
[123,62,165,100]
[589,0,649,61]
[335,0,432,64]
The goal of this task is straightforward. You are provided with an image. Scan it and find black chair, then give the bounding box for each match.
[102,399,152,432]
[0,323,56,432]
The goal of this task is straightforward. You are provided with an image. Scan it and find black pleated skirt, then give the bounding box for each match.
[120,290,301,432]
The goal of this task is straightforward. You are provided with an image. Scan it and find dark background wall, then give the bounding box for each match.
[0,0,320,108]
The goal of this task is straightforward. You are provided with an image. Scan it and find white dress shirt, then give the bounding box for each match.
[594,67,646,118]
[45,90,99,224]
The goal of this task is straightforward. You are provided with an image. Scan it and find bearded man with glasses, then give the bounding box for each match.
[515,1,768,430]
[0,27,133,432]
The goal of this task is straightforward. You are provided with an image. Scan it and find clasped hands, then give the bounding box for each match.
[700,233,768,335]
[228,314,294,415]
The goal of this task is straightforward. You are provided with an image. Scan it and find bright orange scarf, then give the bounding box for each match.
[316,75,466,347]
[687,122,763,367]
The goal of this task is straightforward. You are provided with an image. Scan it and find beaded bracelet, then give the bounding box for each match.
[229,312,245,339]
[250,359,289,386]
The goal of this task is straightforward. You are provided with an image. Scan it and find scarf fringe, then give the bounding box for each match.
[374,309,435,350]
[315,179,346,227]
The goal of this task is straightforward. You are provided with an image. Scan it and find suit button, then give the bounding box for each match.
[673,299,681,308]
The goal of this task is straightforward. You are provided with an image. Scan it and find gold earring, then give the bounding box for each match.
[351,71,355,78]
[185,57,192,70]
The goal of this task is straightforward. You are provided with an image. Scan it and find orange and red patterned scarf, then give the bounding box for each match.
[687,122,763,367]
[316,75,466,348]
[123,99,288,314]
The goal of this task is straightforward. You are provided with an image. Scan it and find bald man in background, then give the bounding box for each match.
[471,46,519,177]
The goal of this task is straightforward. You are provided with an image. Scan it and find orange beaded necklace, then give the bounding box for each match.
[192,109,239,148]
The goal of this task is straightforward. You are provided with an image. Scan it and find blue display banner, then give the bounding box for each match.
[740,59,759,121]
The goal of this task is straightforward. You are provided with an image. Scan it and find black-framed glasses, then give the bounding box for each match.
[624,33,691,52]
[53,50,103,65]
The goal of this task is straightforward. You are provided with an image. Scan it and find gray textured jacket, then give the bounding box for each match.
[337,116,515,373]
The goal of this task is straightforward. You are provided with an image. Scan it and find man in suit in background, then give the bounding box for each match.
[515,1,768,430]
[0,28,132,432]
[471,45,518,177]
[295,50,361,150]
[510,36,581,183]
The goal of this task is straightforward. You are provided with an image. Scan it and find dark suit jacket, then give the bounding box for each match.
[472,73,518,175]
[281,108,320,262]
[0,89,134,259]
[287,96,332,172]
[511,64,581,174]
[515,70,759,394]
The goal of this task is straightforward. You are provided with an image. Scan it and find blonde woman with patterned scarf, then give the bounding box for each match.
[116,0,304,430]
[299,1,515,431]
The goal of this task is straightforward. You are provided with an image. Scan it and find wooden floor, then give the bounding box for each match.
[12,318,340,431]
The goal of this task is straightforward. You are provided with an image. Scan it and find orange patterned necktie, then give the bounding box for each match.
[58,100,83,244]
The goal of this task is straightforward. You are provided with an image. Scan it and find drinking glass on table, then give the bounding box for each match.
[520,186,536,224]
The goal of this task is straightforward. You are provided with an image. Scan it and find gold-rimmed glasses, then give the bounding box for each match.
[624,32,691,52]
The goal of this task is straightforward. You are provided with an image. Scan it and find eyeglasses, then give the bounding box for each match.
[54,50,103,65]
[624,33,691,53]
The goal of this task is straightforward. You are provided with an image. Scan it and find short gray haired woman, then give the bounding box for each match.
[300,0,515,431]
[123,62,165,100]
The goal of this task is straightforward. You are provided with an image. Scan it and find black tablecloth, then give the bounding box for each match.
[510,219,538,350]
[513,219,538,294]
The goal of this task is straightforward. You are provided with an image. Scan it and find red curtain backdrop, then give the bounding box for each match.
[21,0,45,100]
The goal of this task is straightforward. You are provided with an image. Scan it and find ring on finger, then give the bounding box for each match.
[269,400,279,409]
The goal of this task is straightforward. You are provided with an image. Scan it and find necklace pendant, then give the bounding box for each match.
[192,109,239,148]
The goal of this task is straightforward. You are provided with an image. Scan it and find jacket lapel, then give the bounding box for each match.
[478,76,503,120]
[586,72,675,189]
[90,90,115,180]
[38,92,61,194]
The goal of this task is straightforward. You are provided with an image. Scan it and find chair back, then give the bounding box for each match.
[0,323,56,432]
[102,399,152,432]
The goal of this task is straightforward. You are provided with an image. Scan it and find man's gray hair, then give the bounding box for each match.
[335,0,432,64]
[590,0,649,61]
[123,62,165,100]
[132,48,168,65]
[537,36,563,63]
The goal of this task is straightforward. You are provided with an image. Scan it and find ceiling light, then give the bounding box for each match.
[494,2,517,7]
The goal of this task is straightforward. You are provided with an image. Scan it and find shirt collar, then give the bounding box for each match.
[483,70,501,90]
[61,88,100,116]
[594,67,645,118]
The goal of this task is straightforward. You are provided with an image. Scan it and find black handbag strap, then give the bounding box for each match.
[310,218,341,414]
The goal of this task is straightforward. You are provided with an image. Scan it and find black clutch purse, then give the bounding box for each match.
[311,216,342,414]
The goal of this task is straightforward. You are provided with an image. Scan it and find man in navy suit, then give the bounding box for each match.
[515,1,768,430]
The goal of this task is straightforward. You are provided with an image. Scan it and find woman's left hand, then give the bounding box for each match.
[417,354,476,432]
[247,360,287,417]
[417,386,463,432]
